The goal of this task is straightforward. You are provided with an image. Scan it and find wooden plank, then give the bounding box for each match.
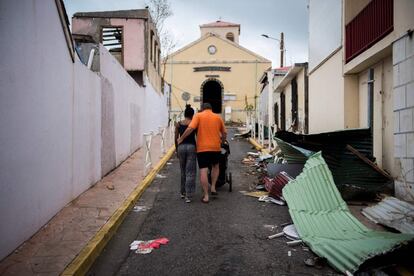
[346,145,393,180]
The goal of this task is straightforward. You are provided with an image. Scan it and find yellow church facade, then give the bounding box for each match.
[163,21,271,123]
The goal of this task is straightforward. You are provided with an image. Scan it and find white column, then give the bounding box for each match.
[267,71,274,150]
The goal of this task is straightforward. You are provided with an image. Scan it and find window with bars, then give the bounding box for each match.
[101,26,123,64]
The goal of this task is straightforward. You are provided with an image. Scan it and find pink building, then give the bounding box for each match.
[72,9,162,90]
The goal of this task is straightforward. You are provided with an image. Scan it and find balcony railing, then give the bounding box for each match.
[345,0,393,63]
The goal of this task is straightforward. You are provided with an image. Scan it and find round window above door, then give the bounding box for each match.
[208,45,217,55]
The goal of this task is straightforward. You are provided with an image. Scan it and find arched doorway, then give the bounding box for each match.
[201,79,223,114]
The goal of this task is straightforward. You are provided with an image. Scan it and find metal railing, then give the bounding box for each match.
[143,132,153,175]
[345,0,393,63]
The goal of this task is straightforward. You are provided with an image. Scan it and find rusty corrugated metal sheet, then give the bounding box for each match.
[275,128,393,200]
[282,153,414,274]
[362,196,414,234]
[266,163,304,178]
[264,172,292,201]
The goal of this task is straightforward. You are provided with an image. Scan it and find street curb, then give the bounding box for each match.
[61,146,175,276]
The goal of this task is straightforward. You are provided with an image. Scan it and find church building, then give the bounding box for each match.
[163,20,271,123]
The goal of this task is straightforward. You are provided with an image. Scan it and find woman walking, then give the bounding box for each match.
[175,105,197,203]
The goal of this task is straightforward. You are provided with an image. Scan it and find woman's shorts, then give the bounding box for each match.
[196,151,220,169]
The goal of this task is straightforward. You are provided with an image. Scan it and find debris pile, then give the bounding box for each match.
[244,128,414,274]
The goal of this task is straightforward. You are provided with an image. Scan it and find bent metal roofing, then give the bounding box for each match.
[282,152,414,274]
[275,129,393,200]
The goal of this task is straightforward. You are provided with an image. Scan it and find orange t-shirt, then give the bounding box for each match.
[189,109,226,153]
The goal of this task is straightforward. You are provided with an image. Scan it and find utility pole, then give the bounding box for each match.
[280,32,284,67]
[261,33,285,68]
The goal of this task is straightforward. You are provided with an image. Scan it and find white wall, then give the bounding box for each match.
[73,61,102,197]
[258,86,269,126]
[100,45,168,167]
[0,0,102,260]
[0,0,169,260]
[142,75,169,134]
[309,0,342,71]
[309,50,345,133]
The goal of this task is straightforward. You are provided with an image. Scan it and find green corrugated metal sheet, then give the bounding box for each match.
[275,138,314,164]
[282,152,414,274]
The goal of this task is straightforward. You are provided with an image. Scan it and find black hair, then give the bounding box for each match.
[202,102,212,110]
[184,104,195,119]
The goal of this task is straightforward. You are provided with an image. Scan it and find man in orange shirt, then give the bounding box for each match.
[177,103,227,203]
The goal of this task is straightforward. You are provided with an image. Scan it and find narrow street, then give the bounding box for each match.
[88,129,336,276]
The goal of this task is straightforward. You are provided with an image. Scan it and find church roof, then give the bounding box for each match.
[200,20,240,28]
[165,33,270,63]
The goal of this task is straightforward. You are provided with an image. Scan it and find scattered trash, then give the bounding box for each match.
[304,257,326,269]
[257,153,274,162]
[287,240,302,246]
[255,184,266,190]
[362,196,414,234]
[240,191,268,198]
[258,195,285,205]
[166,162,172,165]
[234,129,251,138]
[241,156,256,165]
[130,237,169,254]
[247,152,260,157]
[268,232,284,239]
[106,184,115,190]
[282,224,300,240]
[156,174,167,179]
[133,205,150,212]
[288,250,292,257]
[263,224,278,231]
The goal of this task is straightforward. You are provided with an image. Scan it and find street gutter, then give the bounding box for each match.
[62,146,175,276]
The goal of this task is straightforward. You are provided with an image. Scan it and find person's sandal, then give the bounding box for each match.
[201,198,209,204]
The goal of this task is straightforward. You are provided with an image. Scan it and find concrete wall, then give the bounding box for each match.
[393,34,414,201]
[72,17,146,71]
[258,85,269,126]
[0,0,168,260]
[99,44,168,172]
[0,0,102,260]
[297,69,306,133]
[309,49,345,133]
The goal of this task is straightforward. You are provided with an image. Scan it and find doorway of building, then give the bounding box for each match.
[201,79,222,113]
[280,93,286,131]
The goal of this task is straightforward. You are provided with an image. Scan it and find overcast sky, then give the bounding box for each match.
[64,0,309,67]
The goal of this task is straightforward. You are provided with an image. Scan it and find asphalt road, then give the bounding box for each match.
[88,129,337,276]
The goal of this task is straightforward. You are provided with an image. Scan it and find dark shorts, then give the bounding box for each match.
[197,151,220,169]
